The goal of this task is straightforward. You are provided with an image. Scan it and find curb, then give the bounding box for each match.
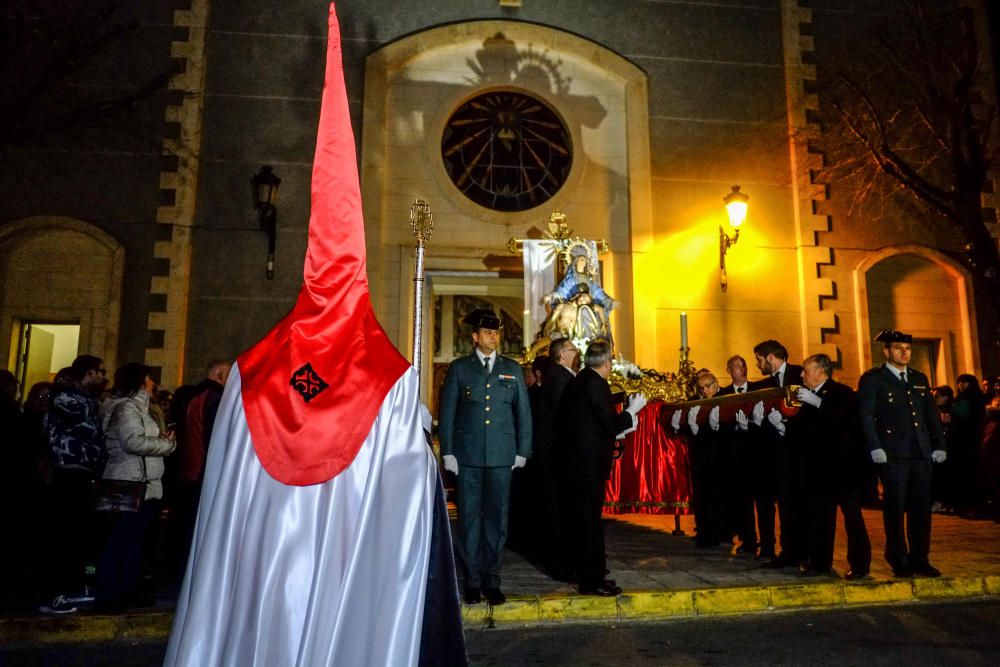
[460,575,1000,628]
[3,576,998,643]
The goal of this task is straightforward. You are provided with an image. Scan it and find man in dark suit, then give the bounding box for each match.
[858,330,947,577]
[538,337,579,580]
[717,355,758,555]
[788,354,872,578]
[439,309,532,605]
[556,340,645,596]
[753,339,807,569]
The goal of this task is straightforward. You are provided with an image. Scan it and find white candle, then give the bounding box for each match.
[680,312,688,349]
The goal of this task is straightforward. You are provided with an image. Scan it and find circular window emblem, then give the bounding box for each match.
[441,91,572,212]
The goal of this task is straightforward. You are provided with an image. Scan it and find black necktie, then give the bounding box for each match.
[483,357,490,374]
[901,371,907,385]
[775,373,782,387]
[738,386,745,393]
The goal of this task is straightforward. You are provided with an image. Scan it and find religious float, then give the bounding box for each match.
[510,212,801,521]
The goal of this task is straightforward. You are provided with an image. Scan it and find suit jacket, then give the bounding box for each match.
[758,363,804,389]
[787,379,866,490]
[718,383,750,397]
[438,352,532,467]
[535,364,574,466]
[555,366,633,481]
[858,365,945,460]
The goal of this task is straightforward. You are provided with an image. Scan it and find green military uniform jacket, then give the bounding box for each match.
[858,365,945,459]
[438,352,532,467]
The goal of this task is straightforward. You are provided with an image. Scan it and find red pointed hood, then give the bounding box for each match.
[237,3,411,486]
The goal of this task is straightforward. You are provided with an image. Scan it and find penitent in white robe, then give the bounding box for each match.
[164,364,438,666]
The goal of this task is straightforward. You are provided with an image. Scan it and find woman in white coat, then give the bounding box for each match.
[96,362,175,611]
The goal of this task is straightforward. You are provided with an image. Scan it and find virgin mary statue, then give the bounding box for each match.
[542,240,617,346]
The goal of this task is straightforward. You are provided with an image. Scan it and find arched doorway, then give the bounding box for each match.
[361,20,651,398]
[853,246,980,384]
[0,216,124,391]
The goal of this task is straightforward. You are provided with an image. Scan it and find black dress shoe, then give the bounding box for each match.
[845,569,870,581]
[483,587,506,605]
[891,566,913,578]
[799,563,832,577]
[579,583,622,597]
[463,587,482,604]
[911,563,941,578]
[762,555,792,569]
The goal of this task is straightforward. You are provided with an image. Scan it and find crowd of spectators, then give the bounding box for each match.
[0,355,229,615]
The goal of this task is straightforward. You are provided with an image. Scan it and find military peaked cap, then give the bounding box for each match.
[463,308,502,331]
[875,329,912,344]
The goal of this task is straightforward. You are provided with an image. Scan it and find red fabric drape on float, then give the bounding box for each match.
[604,401,692,515]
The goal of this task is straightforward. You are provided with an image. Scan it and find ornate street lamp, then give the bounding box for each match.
[251,165,281,279]
[720,185,749,292]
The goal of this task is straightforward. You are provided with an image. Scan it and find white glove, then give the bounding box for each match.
[751,401,765,427]
[616,422,638,440]
[767,408,785,436]
[626,393,648,416]
[870,449,887,464]
[708,405,720,431]
[735,409,749,431]
[931,450,947,464]
[796,387,822,408]
[687,405,701,436]
[443,454,459,474]
[670,409,682,432]
[512,455,527,470]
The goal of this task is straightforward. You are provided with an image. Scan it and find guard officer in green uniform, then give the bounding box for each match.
[439,309,532,606]
[858,329,947,577]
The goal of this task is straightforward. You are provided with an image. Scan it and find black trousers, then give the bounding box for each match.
[880,457,933,568]
[42,468,96,600]
[775,445,807,562]
[690,435,724,546]
[752,437,777,554]
[840,485,872,573]
[567,475,607,589]
[96,499,160,603]
[727,436,758,548]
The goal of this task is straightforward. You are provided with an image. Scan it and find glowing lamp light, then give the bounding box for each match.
[720,185,749,292]
[724,185,749,229]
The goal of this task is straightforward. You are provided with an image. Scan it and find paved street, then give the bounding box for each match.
[465,598,1000,666]
[2,599,998,666]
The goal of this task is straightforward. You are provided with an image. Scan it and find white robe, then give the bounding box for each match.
[165,364,436,666]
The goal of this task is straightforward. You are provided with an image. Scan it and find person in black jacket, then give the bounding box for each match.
[788,354,871,578]
[41,354,108,614]
[555,340,645,596]
[859,330,947,577]
[539,337,580,580]
[717,355,759,555]
[753,340,806,570]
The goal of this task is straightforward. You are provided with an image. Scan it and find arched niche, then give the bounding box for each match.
[852,245,980,383]
[0,216,124,373]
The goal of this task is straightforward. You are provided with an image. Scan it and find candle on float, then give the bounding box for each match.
[680,312,688,349]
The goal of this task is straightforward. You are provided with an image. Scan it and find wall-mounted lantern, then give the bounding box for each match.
[720,185,749,292]
[251,165,281,279]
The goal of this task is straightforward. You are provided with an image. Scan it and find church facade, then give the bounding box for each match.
[1,0,997,404]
